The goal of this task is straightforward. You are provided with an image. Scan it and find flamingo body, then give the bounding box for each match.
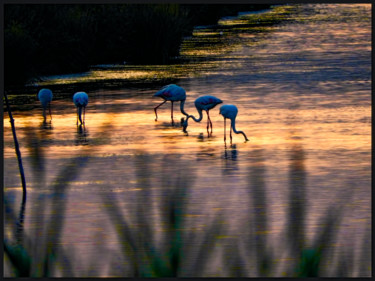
[219,104,238,120]
[38,88,53,121]
[194,95,223,111]
[73,92,89,125]
[154,84,186,101]
[38,88,53,107]
[73,91,89,107]
[153,84,189,123]
[219,104,249,143]
[183,95,223,135]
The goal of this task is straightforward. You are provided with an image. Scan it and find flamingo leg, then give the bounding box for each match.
[49,103,52,121]
[205,111,210,136]
[171,101,174,125]
[207,110,213,136]
[42,107,46,122]
[83,107,86,124]
[154,100,167,121]
[230,123,233,145]
[224,117,227,143]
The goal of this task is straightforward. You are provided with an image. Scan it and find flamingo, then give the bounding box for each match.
[38,88,53,121]
[153,84,189,124]
[73,92,89,125]
[182,95,223,136]
[219,104,249,144]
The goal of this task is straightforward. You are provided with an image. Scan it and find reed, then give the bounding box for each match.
[4,124,111,277]
[4,133,369,277]
[4,92,27,198]
[240,145,363,277]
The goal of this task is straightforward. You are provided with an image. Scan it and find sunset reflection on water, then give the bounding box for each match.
[4,100,369,158]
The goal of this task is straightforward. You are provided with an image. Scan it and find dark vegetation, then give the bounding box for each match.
[5,4,271,87]
[4,130,370,276]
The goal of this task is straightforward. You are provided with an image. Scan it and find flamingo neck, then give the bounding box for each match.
[231,118,249,141]
[183,108,203,132]
[180,100,189,117]
[188,108,203,123]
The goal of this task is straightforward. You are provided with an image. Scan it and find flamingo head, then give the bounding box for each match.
[182,118,189,133]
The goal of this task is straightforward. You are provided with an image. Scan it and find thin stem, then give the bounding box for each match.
[4,92,27,199]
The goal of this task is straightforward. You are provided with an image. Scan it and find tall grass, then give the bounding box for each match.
[4,135,370,277]
[4,92,27,198]
[99,153,226,277]
[4,124,112,277]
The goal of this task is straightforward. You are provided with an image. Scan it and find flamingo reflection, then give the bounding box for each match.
[222,144,239,174]
[75,124,89,145]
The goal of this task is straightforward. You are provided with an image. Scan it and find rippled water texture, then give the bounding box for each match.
[4,4,371,277]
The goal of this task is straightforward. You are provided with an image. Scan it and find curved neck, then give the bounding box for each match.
[231,118,249,141]
[187,108,203,123]
[180,100,189,117]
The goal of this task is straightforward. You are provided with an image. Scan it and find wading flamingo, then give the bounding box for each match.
[153,84,189,124]
[38,88,53,121]
[182,95,223,136]
[219,104,249,144]
[73,92,89,125]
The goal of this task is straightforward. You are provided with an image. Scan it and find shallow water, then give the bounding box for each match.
[3,4,371,277]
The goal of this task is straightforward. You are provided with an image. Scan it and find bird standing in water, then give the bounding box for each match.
[38,88,53,122]
[182,95,223,136]
[153,84,189,125]
[73,92,89,125]
[219,104,249,144]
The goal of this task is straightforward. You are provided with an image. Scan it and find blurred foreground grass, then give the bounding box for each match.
[4,128,371,277]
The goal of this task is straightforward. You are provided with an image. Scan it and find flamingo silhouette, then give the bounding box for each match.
[38,88,53,122]
[182,95,223,136]
[153,84,189,125]
[73,92,89,125]
[219,104,249,144]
